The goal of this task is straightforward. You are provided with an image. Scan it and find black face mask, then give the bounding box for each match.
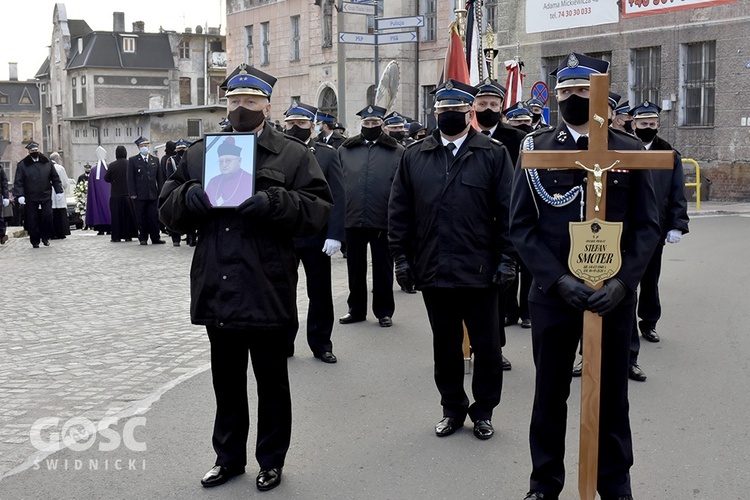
[286,124,312,142]
[558,94,590,126]
[30,153,39,160]
[389,131,405,141]
[361,126,382,142]
[532,113,543,124]
[227,106,266,132]
[635,126,658,143]
[475,108,501,128]
[438,110,469,136]
[517,124,535,135]
[622,121,634,134]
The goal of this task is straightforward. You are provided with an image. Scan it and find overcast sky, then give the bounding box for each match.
[0,0,225,81]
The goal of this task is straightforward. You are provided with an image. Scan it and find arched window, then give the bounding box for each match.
[318,87,338,118]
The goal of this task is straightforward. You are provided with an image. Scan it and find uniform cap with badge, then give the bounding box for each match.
[431,79,479,108]
[221,63,277,99]
[551,53,611,89]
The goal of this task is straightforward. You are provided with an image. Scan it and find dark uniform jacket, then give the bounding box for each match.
[293,140,346,249]
[389,128,514,289]
[509,123,661,296]
[127,153,163,200]
[648,135,690,240]
[317,130,346,149]
[490,122,528,167]
[158,123,333,329]
[104,159,130,197]
[338,131,404,230]
[13,154,63,202]
[1,167,9,199]
[161,154,180,180]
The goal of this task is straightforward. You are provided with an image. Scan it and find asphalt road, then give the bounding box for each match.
[0,212,748,499]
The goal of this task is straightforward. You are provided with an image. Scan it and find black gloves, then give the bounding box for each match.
[394,256,415,293]
[186,184,211,215]
[236,192,271,219]
[492,255,517,292]
[587,278,627,316]
[555,274,595,311]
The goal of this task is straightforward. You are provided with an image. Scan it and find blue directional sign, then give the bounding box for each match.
[376,16,424,30]
[377,31,418,45]
[341,1,376,15]
[339,32,377,45]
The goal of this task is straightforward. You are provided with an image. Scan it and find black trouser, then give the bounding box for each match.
[630,243,665,364]
[287,245,334,355]
[109,196,137,241]
[505,262,533,322]
[344,227,394,319]
[132,199,160,243]
[528,282,634,498]
[207,327,291,470]
[422,287,503,422]
[24,199,52,246]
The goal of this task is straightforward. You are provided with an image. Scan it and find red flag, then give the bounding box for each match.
[443,23,470,85]
[503,59,525,110]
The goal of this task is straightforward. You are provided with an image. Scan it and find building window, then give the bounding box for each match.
[422,0,437,42]
[180,77,192,105]
[123,37,135,53]
[103,128,109,137]
[75,130,80,138]
[0,93,8,105]
[484,0,499,33]
[632,47,661,106]
[115,128,121,137]
[22,122,34,143]
[421,85,436,125]
[178,39,190,59]
[187,119,202,137]
[72,77,77,87]
[682,41,715,127]
[92,128,98,138]
[83,129,88,138]
[245,25,254,65]
[366,2,385,33]
[126,127,133,136]
[19,88,34,105]
[318,87,338,118]
[290,16,301,61]
[366,85,377,106]
[209,75,223,103]
[45,125,51,150]
[0,123,9,141]
[1,162,10,182]
[322,0,333,48]
[261,22,270,66]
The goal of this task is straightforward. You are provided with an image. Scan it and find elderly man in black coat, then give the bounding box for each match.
[159,64,332,492]
[510,53,661,500]
[338,105,404,327]
[13,142,64,248]
[389,79,516,441]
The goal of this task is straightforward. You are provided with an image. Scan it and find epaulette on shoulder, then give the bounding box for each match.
[529,126,554,137]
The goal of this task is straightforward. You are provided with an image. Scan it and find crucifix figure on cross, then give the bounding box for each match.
[510,53,672,500]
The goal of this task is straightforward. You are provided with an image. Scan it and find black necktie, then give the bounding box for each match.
[576,136,589,150]
[445,142,457,156]
[481,130,491,136]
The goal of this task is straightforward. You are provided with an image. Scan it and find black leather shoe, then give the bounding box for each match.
[378,316,393,327]
[42,239,50,246]
[628,364,647,381]
[32,244,40,248]
[501,354,512,371]
[140,240,148,245]
[339,313,365,324]
[572,360,583,377]
[521,318,532,329]
[435,416,463,437]
[152,239,167,245]
[201,465,245,487]
[473,419,494,440]
[504,316,519,326]
[315,351,337,363]
[641,328,660,343]
[524,492,558,500]
[256,467,282,491]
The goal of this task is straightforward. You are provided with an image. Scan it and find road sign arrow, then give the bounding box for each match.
[341,1,376,15]
[376,16,425,30]
[339,32,377,45]
[376,31,418,45]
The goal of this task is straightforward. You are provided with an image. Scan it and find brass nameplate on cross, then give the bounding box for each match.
[568,218,622,286]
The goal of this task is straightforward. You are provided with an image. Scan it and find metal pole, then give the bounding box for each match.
[337,0,346,124]
[374,0,379,90]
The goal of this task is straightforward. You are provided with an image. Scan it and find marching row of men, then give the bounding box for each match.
[150,52,688,499]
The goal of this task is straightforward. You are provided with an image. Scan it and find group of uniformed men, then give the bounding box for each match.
[150,52,689,498]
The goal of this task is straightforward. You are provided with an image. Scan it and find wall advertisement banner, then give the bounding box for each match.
[622,0,738,18]
[526,0,619,33]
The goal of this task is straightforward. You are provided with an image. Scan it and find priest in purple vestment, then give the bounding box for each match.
[86,146,112,235]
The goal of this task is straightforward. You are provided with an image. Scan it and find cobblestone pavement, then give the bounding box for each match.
[0,228,351,478]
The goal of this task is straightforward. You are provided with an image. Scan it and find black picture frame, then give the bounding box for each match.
[202,132,257,208]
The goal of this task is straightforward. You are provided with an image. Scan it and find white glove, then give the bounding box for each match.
[18,196,25,205]
[56,193,64,203]
[322,239,342,257]
[666,229,682,244]
[2,198,8,207]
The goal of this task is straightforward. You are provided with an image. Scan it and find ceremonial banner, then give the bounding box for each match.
[622,0,738,17]
[526,0,619,33]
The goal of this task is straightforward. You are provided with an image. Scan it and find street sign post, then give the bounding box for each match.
[341,1,376,15]
[376,16,424,30]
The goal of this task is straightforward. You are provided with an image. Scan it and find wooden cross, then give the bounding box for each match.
[520,73,674,500]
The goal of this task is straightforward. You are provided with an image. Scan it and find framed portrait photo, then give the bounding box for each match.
[202,132,257,208]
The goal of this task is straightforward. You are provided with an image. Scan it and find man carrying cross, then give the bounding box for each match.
[510,53,662,500]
